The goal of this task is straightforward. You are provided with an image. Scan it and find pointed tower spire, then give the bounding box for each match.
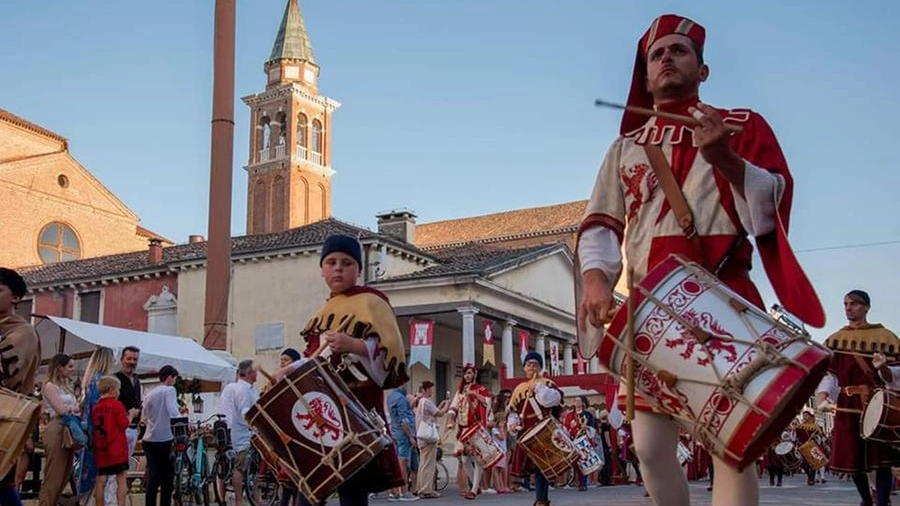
[264,0,319,90]
[268,0,316,65]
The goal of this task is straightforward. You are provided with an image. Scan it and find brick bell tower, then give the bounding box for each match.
[242,0,340,235]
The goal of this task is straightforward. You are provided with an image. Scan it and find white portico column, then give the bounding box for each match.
[589,356,601,374]
[563,342,574,375]
[536,332,547,369]
[458,306,479,366]
[502,319,517,379]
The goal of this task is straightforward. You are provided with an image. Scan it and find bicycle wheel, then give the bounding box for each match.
[174,453,195,506]
[435,462,449,491]
[198,452,211,506]
[212,453,232,506]
[244,448,279,506]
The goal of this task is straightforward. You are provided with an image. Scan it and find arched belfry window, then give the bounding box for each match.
[38,222,81,264]
[311,119,323,165]
[257,114,272,163]
[296,113,308,159]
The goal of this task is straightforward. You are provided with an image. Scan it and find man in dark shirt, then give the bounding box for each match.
[108,345,141,503]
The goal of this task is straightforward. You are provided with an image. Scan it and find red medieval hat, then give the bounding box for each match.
[621,14,706,135]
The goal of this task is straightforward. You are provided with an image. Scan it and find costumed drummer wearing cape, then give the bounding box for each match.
[576,14,825,506]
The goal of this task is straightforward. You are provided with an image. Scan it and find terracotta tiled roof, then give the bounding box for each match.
[416,200,587,249]
[0,107,68,145]
[20,218,433,288]
[382,242,566,281]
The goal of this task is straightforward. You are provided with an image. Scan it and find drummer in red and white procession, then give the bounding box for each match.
[562,395,596,491]
[508,352,563,506]
[794,408,823,486]
[816,290,900,506]
[273,234,409,506]
[576,13,824,506]
[446,363,494,499]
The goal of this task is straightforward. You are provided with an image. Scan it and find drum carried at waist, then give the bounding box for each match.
[774,441,802,470]
[861,388,900,443]
[798,438,829,470]
[459,425,503,469]
[0,388,40,478]
[573,434,603,475]
[517,417,579,483]
[585,255,832,470]
[246,358,390,504]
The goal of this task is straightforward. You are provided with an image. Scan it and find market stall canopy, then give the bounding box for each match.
[34,316,236,383]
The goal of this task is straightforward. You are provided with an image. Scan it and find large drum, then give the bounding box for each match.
[592,255,831,469]
[246,358,390,504]
[518,417,579,483]
[0,388,40,478]
[862,388,900,443]
[459,425,503,469]
[573,434,603,475]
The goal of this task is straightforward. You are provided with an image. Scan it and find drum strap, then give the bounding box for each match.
[851,355,878,405]
[643,144,709,269]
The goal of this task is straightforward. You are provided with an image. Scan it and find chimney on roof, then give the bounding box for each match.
[188,234,205,244]
[376,209,417,244]
[148,238,163,264]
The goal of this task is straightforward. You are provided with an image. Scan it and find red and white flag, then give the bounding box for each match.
[549,341,560,376]
[518,329,530,362]
[409,319,434,368]
[482,320,496,366]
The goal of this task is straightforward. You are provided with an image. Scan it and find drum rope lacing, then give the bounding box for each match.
[598,261,823,465]
[247,358,389,504]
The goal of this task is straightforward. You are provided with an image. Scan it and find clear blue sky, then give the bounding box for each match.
[2,1,898,340]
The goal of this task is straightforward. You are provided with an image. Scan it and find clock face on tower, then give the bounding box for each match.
[304,68,316,83]
[268,67,281,83]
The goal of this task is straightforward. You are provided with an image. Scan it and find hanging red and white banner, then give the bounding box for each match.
[482,320,496,366]
[409,319,434,369]
[518,329,530,362]
[576,347,586,375]
[549,341,560,376]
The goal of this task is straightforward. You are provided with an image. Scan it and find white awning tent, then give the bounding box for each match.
[34,316,236,383]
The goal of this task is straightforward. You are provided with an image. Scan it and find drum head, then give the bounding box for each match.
[862,389,887,438]
[774,441,794,455]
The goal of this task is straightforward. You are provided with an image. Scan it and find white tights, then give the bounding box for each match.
[632,411,759,506]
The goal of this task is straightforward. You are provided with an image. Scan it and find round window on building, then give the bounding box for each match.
[38,222,81,264]
[57,174,69,188]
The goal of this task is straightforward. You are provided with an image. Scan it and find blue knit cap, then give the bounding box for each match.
[523,351,544,368]
[320,235,362,269]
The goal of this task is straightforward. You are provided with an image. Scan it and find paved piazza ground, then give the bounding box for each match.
[23,473,875,506]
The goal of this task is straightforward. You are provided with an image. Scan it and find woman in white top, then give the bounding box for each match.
[415,381,449,498]
[38,353,80,506]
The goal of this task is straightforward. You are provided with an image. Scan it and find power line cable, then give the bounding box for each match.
[795,239,900,254]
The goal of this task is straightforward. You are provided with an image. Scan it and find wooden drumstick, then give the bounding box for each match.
[257,367,276,383]
[594,99,744,134]
[625,267,636,422]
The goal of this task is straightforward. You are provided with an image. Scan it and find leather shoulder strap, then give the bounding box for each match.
[643,144,708,268]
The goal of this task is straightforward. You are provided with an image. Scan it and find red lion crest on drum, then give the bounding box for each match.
[292,393,344,446]
[665,309,738,366]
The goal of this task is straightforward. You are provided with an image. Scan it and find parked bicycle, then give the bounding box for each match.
[172,416,216,506]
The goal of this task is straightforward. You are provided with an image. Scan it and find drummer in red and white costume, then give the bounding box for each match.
[576,14,823,506]
[446,364,493,499]
[562,396,596,491]
[508,352,562,506]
